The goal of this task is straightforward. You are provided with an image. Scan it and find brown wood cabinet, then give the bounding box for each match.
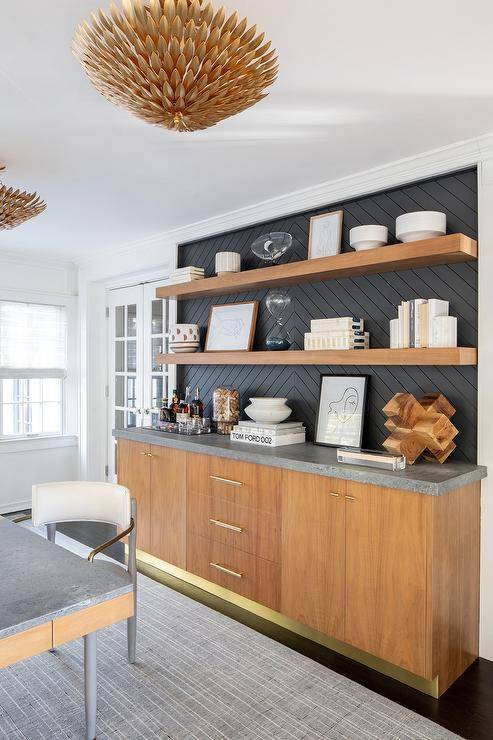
[150,445,187,569]
[187,534,280,611]
[117,438,481,695]
[344,482,428,677]
[117,439,186,568]
[117,438,151,551]
[281,471,346,641]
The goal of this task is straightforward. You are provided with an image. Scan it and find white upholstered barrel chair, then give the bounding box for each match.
[31,481,137,663]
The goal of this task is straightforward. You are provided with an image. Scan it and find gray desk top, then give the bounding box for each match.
[0,519,132,640]
[115,427,487,496]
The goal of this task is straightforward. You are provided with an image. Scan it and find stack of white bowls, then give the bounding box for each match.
[169,324,200,353]
[396,211,446,243]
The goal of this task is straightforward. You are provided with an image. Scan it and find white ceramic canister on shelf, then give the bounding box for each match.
[215,251,241,275]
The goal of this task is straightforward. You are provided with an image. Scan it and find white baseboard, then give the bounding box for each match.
[0,500,31,515]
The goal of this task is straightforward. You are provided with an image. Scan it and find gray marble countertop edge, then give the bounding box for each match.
[114,428,487,496]
[0,584,133,641]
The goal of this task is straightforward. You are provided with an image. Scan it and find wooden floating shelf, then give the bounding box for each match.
[156,233,477,300]
[158,348,477,367]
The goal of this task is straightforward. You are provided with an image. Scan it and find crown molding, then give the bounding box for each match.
[78,131,493,277]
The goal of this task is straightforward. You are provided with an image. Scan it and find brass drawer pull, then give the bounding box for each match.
[329,492,340,497]
[209,562,243,579]
[345,495,357,501]
[210,475,243,487]
[209,518,243,533]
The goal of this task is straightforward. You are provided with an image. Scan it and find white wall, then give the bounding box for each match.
[0,253,79,513]
[78,132,493,660]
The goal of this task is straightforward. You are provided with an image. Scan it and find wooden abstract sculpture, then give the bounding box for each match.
[0,170,47,231]
[382,392,458,464]
[73,0,279,132]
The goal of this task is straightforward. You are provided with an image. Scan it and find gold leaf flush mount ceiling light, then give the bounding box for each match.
[73,0,279,132]
[0,165,47,231]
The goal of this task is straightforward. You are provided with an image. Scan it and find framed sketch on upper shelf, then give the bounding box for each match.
[314,373,368,448]
[308,210,344,259]
[205,301,259,352]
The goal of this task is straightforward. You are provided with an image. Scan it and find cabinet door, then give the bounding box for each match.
[281,471,346,641]
[345,482,428,676]
[150,444,187,568]
[117,438,150,551]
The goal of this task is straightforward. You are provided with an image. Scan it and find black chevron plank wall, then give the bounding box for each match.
[177,168,478,462]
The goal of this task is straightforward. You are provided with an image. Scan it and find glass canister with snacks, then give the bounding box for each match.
[212,387,240,434]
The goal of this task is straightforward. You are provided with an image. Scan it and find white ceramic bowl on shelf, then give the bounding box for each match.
[396,211,446,243]
[349,225,388,251]
[244,397,292,424]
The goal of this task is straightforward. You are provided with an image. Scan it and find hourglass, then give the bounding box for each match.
[265,289,293,350]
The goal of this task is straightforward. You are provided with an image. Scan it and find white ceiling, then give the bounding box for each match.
[1,0,493,261]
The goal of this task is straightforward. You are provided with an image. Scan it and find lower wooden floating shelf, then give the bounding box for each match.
[158,347,477,366]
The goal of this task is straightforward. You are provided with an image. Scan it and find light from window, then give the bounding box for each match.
[0,300,67,440]
[0,379,63,437]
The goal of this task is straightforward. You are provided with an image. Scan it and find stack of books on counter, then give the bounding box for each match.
[304,317,369,350]
[169,266,204,285]
[390,299,457,348]
[230,421,306,447]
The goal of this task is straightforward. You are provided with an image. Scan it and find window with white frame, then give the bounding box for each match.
[0,300,67,439]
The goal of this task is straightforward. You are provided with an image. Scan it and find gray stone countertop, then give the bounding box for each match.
[114,427,486,496]
[0,519,132,640]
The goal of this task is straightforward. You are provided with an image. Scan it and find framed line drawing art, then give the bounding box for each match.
[205,301,259,352]
[314,374,368,448]
[308,210,343,259]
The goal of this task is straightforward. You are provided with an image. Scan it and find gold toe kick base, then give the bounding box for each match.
[132,547,439,698]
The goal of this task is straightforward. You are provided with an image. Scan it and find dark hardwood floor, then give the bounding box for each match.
[11,514,493,740]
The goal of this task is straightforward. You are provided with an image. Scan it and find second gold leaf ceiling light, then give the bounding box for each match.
[73,0,279,132]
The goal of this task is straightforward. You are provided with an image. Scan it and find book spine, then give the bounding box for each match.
[410,301,415,348]
[310,318,364,332]
[390,318,399,349]
[233,425,304,437]
[304,333,369,350]
[230,431,306,446]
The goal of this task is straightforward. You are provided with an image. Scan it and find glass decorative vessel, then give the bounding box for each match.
[212,387,240,434]
[251,232,292,263]
[265,289,293,350]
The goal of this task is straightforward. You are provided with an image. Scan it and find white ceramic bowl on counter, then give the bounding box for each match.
[396,211,446,243]
[349,225,388,251]
[244,397,292,424]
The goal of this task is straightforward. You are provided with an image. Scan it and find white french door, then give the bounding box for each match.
[107,281,176,481]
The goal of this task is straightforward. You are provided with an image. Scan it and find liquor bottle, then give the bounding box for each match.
[167,396,176,423]
[172,389,180,414]
[159,398,168,423]
[190,386,204,419]
[176,386,191,423]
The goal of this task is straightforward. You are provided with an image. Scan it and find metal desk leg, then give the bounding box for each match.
[84,631,97,740]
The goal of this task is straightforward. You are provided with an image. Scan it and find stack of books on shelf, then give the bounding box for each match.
[390,299,457,348]
[304,317,369,350]
[230,421,306,447]
[169,266,204,285]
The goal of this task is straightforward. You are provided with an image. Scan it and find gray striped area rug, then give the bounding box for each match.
[0,530,459,740]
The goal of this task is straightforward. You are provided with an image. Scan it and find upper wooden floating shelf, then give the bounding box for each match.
[157,348,477,367]
[156,233,477,300]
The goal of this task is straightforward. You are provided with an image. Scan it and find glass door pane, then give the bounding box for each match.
[143,285,172,428]
[107,286,144,481]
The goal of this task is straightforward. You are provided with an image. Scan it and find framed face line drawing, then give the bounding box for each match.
[314,373,369,448]
[308,209,343,260]
[204,301,259,352]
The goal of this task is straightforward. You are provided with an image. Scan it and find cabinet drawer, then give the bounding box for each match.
[187,491,280,563]
[187,453,280,514]
[187,534,280,611]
